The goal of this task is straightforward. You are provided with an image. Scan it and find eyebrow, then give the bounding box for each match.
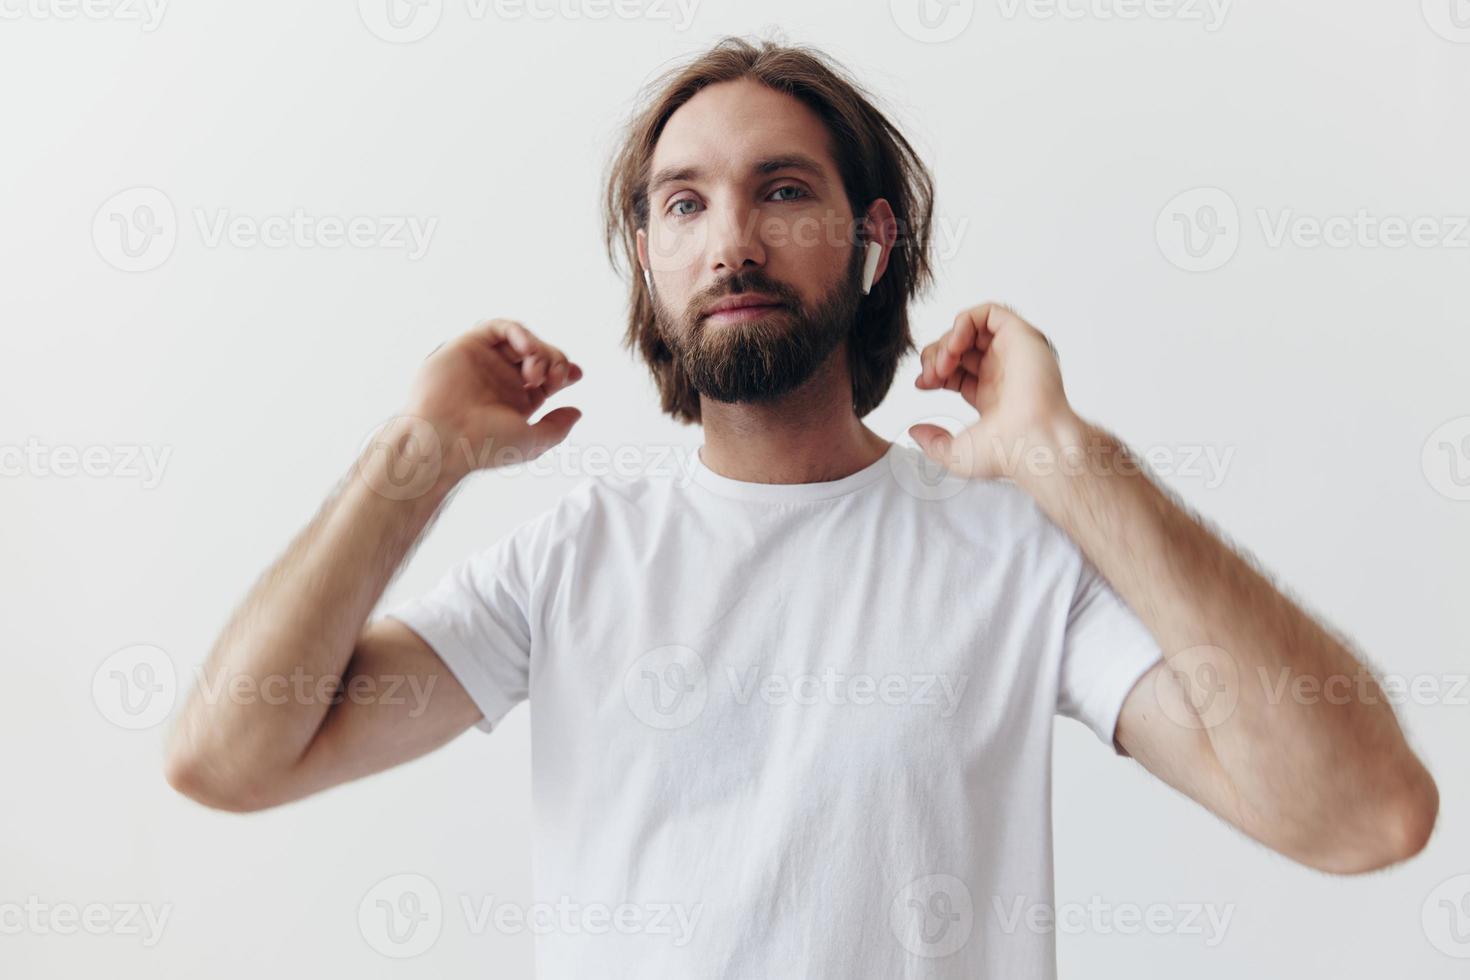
[646,154,827,199]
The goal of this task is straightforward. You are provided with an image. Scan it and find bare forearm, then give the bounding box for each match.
[1016,415,1436,858]
[168,419,462,793]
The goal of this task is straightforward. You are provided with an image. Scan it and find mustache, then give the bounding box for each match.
[687,270,801,319]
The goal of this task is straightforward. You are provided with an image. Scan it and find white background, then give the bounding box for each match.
[2,0,1468,976]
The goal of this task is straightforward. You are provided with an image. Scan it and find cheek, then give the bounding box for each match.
[768,209,852,273]
[768,239,850,306]
[654,272,701,326]
[644,217,708,279]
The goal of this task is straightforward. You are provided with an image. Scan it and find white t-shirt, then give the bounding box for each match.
[386,440,1163,978]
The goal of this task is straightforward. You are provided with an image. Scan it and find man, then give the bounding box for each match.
[164,36,1438,977]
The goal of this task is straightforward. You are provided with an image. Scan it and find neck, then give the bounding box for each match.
[695,345,892,484]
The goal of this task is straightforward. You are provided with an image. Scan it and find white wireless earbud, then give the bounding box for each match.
[860,240,883,296]
[642,267,653,292]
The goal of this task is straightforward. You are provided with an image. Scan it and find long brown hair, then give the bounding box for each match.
[603,36,935,424]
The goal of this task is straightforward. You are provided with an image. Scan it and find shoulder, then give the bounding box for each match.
[494,464,677,558]
[886,442,1077,561]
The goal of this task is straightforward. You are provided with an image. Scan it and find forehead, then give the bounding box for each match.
[649,78,839,187]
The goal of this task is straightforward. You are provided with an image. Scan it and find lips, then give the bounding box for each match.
[701,293,786,321]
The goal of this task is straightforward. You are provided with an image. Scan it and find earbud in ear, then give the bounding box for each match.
[642,267,653,292]
[860,240,883,296]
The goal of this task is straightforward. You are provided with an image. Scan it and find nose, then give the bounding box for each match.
[706,199,766,276]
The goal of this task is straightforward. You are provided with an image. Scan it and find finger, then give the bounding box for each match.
[917,342,946,388]
[463,317,532,356]
[519,342,572,390]
[545,359,586,392]
[506,339,569,392]
[470,334,530,393]
[943,363,979,395]
[907,423,980,479]
[937,309,998,380]
[935,332,960,381]
[954,303,1012,350]
[917,346,980,389]
[459,318,511,347]
[960,370,979,405]
[516,332,569,374]
[524,384,546,413]
[521,354,547,388]
[981,304,1029,347]
[939,310,980,374]
[521,406,582,459]
[528,358,586,398]
[471,318,572,388]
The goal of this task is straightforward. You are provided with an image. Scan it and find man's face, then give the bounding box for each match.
[639,78,865,406]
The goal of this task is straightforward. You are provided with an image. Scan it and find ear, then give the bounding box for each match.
[635,228,651,277]
[858,198,899,293]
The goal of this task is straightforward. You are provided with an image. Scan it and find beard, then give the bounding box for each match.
[652,245,864,406]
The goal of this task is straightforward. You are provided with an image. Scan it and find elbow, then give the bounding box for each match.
[1378,772,1440,867]
[1308,770,1440,875]
[163,745,282,814]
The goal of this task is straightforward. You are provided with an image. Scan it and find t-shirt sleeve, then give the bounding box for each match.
[382,533,534,734]
[1056,550,1165,754]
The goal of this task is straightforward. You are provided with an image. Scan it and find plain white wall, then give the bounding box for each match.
[2,1,1467,975]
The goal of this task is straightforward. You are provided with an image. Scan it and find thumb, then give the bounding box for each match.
[908,423,981,479]
[521,406,582,460]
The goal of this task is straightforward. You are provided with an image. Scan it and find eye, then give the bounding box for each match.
[667,196,702,218]
[768,185,808,202]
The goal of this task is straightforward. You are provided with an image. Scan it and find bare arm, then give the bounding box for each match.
[912,302,1438,875]
[1024,419,1437,873]
[164,319,584,812]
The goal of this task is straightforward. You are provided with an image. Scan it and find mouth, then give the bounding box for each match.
[701,293,787,325]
